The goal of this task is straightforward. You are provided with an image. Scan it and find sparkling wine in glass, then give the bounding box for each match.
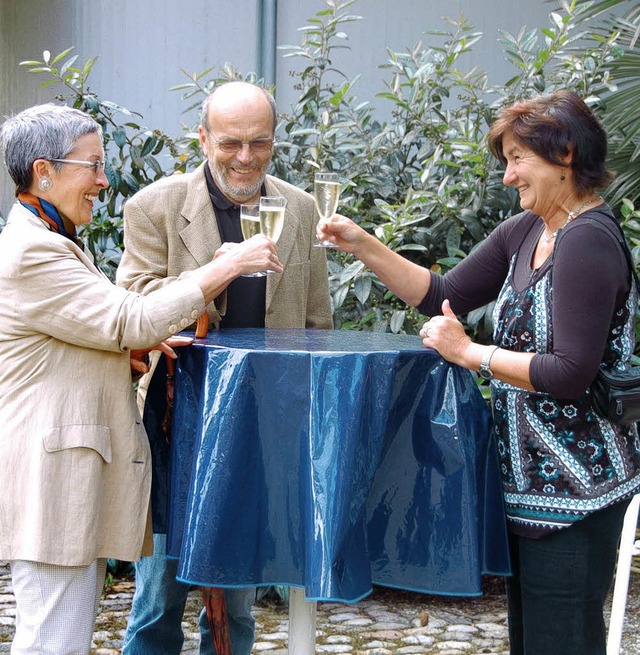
[259,195,286,253]
[313,172,340,248]
[240,203,266,278]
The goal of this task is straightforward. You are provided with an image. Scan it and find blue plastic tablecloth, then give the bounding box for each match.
[166,329,510,602]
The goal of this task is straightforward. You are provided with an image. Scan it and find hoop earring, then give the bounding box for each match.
[39,177,52,191]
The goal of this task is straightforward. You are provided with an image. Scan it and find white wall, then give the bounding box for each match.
[0,0,553,216]
[277,0,551,114]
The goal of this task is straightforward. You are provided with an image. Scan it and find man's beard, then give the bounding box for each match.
[209,160,268,203]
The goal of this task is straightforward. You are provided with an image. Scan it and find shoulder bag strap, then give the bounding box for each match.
[552,210,640,294]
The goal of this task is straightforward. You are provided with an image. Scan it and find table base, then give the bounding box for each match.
[288,588,317,654]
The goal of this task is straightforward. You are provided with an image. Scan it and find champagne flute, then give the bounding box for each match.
[240,203,266,278]
[259,196,286,274]
[313,172,340,248]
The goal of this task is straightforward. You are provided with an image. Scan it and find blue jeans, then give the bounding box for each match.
[122,534,256,655]
[506,499,629,655]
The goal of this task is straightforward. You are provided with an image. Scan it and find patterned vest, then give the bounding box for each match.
[491,222,640,537]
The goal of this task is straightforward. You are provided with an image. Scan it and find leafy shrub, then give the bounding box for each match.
[16,0,640,341]
[17,48,182,276]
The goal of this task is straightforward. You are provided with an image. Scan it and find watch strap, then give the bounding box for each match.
[481,345,499,376]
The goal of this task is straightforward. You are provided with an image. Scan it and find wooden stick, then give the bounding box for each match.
[202,586,231,655]
[195,313,209,338]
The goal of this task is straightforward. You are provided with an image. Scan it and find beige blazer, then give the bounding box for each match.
[0,204,207,566]
[117,164,333,331]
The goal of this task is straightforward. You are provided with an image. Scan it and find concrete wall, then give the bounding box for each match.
[0,0,553,216]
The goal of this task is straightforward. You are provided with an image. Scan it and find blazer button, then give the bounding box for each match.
[169,324,178,334]
[180,318,190,328]
[191,310,200,319]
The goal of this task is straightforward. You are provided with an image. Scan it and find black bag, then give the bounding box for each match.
[579,216,640,424]
[590,366,640,424]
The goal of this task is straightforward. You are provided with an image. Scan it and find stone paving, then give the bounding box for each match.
[1,562,640,654]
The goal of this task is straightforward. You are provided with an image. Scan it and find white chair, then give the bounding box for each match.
[607,494,640,655]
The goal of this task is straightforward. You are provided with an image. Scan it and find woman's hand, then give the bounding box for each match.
[419,299,473,366]
[420,300,536,390]
[316,214,370,254]
[216,235,283,275]
[318,213,432,307]
[129,335,194,376]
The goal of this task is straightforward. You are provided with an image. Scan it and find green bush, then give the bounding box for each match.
[16,0,640,341]
[17,48,183,277]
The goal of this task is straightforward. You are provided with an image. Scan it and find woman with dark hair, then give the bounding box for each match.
[0,103,282,655]
[318,90,640,655]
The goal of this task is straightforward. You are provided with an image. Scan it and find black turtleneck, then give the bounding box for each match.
[203,164,266,329]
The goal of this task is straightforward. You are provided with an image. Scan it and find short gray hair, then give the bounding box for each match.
[0,103,102,194]
[200,83,277,135]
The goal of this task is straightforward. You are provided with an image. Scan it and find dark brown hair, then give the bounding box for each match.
[488,90,612,195]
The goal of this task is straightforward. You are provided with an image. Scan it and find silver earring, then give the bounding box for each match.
[39,177,52,191]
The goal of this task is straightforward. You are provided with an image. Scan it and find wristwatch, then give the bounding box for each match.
[478,346,499,381]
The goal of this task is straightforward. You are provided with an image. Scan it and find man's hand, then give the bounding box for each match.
[216,235,283,276]
[213,242,239,259]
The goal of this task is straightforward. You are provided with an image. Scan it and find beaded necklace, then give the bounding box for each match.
[542,196,601,244]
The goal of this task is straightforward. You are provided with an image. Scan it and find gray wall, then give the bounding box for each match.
[0,0,552,216]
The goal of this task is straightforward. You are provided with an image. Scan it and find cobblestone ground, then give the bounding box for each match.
[1,562,640,654]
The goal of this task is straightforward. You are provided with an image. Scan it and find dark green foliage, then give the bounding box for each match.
[16,0,640,341]
[18,48,182,276]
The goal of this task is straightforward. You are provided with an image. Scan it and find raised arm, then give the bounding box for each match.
[318,214,431,307]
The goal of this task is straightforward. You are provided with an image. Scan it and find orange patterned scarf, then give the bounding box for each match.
[18,192,77,242]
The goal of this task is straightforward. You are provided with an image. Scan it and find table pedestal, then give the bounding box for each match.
[288,588,316,654]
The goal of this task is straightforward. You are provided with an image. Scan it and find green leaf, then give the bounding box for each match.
[340,260,365,284]
[333,284,349,309]
[59,55,79,77]
[121,171,140,194]
[389,310,406,333]
[130,145,145,168]
[113,129,127,148]
[145,155,164,177]
[353,274,372,304]
[104,167,120,189]
[50,47,75,65]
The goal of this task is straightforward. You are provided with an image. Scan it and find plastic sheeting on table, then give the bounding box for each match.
[166,329,510,603]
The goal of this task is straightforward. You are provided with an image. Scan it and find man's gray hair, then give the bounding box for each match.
[0,103,102,195]
[200,83,277,135]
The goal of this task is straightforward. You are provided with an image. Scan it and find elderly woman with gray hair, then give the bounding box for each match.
[0,103,282,655]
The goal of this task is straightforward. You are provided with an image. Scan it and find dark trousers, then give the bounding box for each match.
[506,499,630,655]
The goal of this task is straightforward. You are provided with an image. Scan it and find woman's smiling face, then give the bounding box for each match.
[501,131,568,220]
[40,132,109,230]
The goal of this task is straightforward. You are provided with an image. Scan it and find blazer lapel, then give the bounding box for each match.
[176,170,301,314]
[263,176,300,312]
[179,164,223,266]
